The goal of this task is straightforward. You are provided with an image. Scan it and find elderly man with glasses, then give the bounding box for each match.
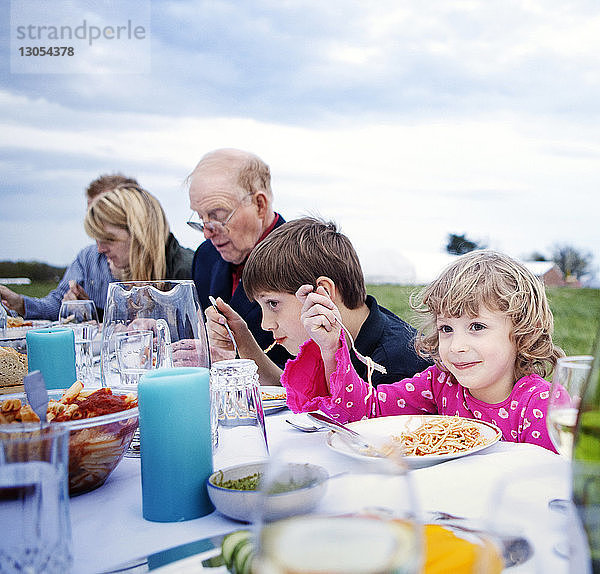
[187,148,291,369]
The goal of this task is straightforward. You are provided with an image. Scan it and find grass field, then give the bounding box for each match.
[369,284,600,357]
[8,282,600,356]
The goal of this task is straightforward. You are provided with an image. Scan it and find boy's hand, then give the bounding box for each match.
[296,284,341,359]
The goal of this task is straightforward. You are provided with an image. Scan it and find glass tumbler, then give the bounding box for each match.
[210,358,269,470]
[0,423,72,573]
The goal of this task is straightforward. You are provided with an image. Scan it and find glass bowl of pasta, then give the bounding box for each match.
[0,382,138,495]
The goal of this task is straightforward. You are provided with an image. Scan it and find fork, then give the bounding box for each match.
[1,301,18,318]
[334,317,387,374]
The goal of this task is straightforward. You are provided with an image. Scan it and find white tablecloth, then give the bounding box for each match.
[70,412,573,574]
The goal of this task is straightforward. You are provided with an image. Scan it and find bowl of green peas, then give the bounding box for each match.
[207,461,329,523]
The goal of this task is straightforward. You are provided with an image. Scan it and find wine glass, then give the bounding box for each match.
[546,355,593,559]
[485,461,571,573]
[547,356,593,458]
[253,443,422,574]
[58,299,100,385]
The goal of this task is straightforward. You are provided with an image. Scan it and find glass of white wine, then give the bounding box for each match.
[546,355,593,560]
[253,443,422,574]
[547,355,593,458]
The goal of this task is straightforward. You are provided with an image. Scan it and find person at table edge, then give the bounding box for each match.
[0,173,137,321]
[187,148,292,369]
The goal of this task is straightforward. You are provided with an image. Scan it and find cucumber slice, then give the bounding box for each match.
[222,530,252,569]
[233,540,255,574]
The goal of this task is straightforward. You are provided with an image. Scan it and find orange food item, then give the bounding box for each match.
[423,523,503,574]
[7,316,33,328]
[53,388,136,421]
[0,383,137,423]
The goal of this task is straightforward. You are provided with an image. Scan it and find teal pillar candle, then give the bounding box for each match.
[26,327,77,390]
[138,367,214,522]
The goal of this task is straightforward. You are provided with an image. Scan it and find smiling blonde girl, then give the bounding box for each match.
[283,250,565,452]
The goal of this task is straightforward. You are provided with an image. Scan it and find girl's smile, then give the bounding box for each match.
[437,306,517,404]
[452,361,481,370]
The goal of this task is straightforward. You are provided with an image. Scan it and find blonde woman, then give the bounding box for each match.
[84,185,193,282]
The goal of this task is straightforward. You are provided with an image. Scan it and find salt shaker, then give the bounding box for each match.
[210,358,269,470]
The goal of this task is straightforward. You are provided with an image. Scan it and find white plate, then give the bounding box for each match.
[326,415,502,469]
[260,385,287,415]
[2,319,52,338]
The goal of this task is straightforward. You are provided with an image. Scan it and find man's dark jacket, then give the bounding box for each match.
[191,215,292,369]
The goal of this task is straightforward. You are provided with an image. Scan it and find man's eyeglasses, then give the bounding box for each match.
[187,193,253,234]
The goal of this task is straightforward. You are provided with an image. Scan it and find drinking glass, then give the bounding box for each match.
[113,331,154,458]
[546,355,593,560]
[0,423,72,573]
[253,444,422,574]
[210,358,269,471]
[115,330,154,387]
[547,356,593,458]
[58,299,99,385]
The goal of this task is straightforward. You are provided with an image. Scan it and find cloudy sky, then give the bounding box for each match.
[1,0,598,283]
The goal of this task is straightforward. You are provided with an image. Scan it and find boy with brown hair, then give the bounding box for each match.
[206,216,430,385]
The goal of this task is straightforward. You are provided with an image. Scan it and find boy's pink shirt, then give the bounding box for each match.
[281,335,559,453]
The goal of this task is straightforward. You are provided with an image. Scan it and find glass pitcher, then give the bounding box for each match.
[101,280,210,388]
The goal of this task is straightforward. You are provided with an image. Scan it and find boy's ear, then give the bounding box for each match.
[316,276,336,300]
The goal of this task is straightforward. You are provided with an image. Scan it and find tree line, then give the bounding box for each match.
[446,233,594,281]
[0,261,67,282]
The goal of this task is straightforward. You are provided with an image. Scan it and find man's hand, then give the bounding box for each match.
[205,297,256,362]
[62,280,91,302]
[171,338,210,367]
[0,285,25,316]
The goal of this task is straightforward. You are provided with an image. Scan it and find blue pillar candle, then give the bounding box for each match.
[138,367,214,522]
[26,327,77,390]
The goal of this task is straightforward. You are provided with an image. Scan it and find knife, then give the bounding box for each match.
[99,532,231,573]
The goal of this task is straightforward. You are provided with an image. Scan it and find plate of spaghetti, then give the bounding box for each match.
[326,415,502,468]
[260,386,288,415]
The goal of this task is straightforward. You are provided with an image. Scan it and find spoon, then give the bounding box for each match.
[285,418,327,433]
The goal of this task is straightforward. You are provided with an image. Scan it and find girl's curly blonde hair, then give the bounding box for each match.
[411,250,564,380]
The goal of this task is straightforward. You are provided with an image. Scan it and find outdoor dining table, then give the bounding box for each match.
[71,410,575,574]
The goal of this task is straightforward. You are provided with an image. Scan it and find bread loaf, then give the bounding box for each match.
[0,347,28,387]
